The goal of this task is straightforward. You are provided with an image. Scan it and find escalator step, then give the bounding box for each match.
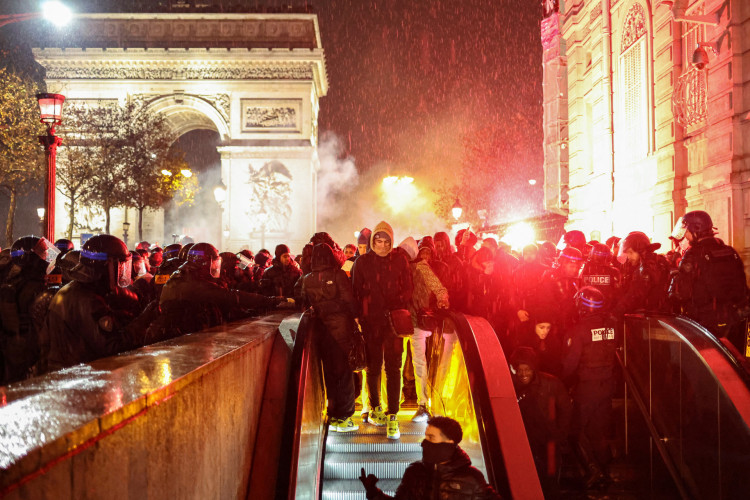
[324,452,421,480]
[337,421,427,436]
[321,479,401,500]
[326,433,423,453]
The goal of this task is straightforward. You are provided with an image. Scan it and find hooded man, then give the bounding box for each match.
[302,243,358,432]
[351,221,413,440]
[357,227,373,257]
[510,347,571,495]
[359,416,501,499]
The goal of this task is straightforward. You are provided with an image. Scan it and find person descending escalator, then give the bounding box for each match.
[301,242,359,433]
[510,346,572,497]
[563,286,618,489]
[359,416,502,499]
[668,210,750,354]
[351,221,413,440]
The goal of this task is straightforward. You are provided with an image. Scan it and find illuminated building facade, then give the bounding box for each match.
[542,0,750,260]
[33,13,327,252]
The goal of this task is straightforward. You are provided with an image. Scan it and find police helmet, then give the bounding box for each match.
[187,242,222,279]
[79,234,132,289]
[136,241,151,252]
[575,286,606,315]
[54,238,74,254]
[671,210,716,241]
[564,230,587,249]
[11,235,59,274]
[589,242,612,265]
[177,243,195,262]
[163,243,182,261]
[11,236,44,267]
[557,247,583,267]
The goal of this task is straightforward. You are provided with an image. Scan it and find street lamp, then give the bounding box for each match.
[36,207,45,235]
[451,198,463,221]
[0,2,73,28]
[213,181,227,206]
[122,221,130,247]
[37,92,65,242]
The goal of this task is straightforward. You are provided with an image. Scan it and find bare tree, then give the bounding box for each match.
[0,67,45,246]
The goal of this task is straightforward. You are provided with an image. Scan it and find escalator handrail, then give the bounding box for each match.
[274,310,321,500]
[449,312,544,500]
[625,313,750,430]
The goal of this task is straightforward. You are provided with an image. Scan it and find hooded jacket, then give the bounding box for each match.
[369,446,502,500]
[302,243,357,319]
[351,221,413,324]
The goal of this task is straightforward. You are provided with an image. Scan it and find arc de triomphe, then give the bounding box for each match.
[33,13,327,252]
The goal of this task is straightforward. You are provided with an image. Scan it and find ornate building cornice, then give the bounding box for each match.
[33,47,328,96]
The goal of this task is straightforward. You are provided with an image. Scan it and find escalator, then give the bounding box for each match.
[275,311,544,500]
[619,314,750,499]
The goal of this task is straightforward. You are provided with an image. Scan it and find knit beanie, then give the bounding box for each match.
[510,347,538,371]
[275,244,291,259]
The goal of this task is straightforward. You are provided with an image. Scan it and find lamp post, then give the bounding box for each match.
[36,208,45,235]
[37,93,65,242]
[451,197,463,221]
[122,221,130,247]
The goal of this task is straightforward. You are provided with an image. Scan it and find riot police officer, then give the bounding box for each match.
[151,242,286,339]
[0,236,56,382]
[536,247,583,333]
[579,242,621,307]
[44,234,144,372]
[669,211,749,349]
[563,286,618,488]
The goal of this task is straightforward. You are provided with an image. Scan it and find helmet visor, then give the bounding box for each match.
[237,253,253,270]
[117,255,132,287]
[671,217,687,241]
[33,237,62,274]
[210,256,222,279]
[616,243,628,264]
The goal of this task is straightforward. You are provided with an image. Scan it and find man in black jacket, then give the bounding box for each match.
[260,244,302,298]
[351,221,413,439]
[301,243,358,432]
[359,416,502,499]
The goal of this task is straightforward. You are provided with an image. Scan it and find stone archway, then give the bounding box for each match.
[33,13,327,252]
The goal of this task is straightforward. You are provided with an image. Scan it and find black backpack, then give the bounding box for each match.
[697,244,748,305]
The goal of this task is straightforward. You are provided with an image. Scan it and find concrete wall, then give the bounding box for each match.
[1,313,293,500]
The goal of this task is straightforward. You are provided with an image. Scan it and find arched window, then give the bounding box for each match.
[619,3,648,163]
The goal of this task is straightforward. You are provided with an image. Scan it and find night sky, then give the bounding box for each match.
[3,0,544,241]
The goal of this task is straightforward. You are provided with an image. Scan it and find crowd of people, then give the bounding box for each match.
[1,209,748,497]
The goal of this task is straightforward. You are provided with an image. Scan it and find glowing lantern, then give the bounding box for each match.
[451,198,463,221]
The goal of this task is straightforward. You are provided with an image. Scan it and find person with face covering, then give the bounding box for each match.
[351,221,413,440]
[259,244,303,299]
[359,416,502,499]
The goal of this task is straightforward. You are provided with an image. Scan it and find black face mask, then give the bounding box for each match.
[421,440,456,465]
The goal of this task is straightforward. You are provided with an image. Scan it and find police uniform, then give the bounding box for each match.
[669,237,749,346]
[563,312,618,477]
